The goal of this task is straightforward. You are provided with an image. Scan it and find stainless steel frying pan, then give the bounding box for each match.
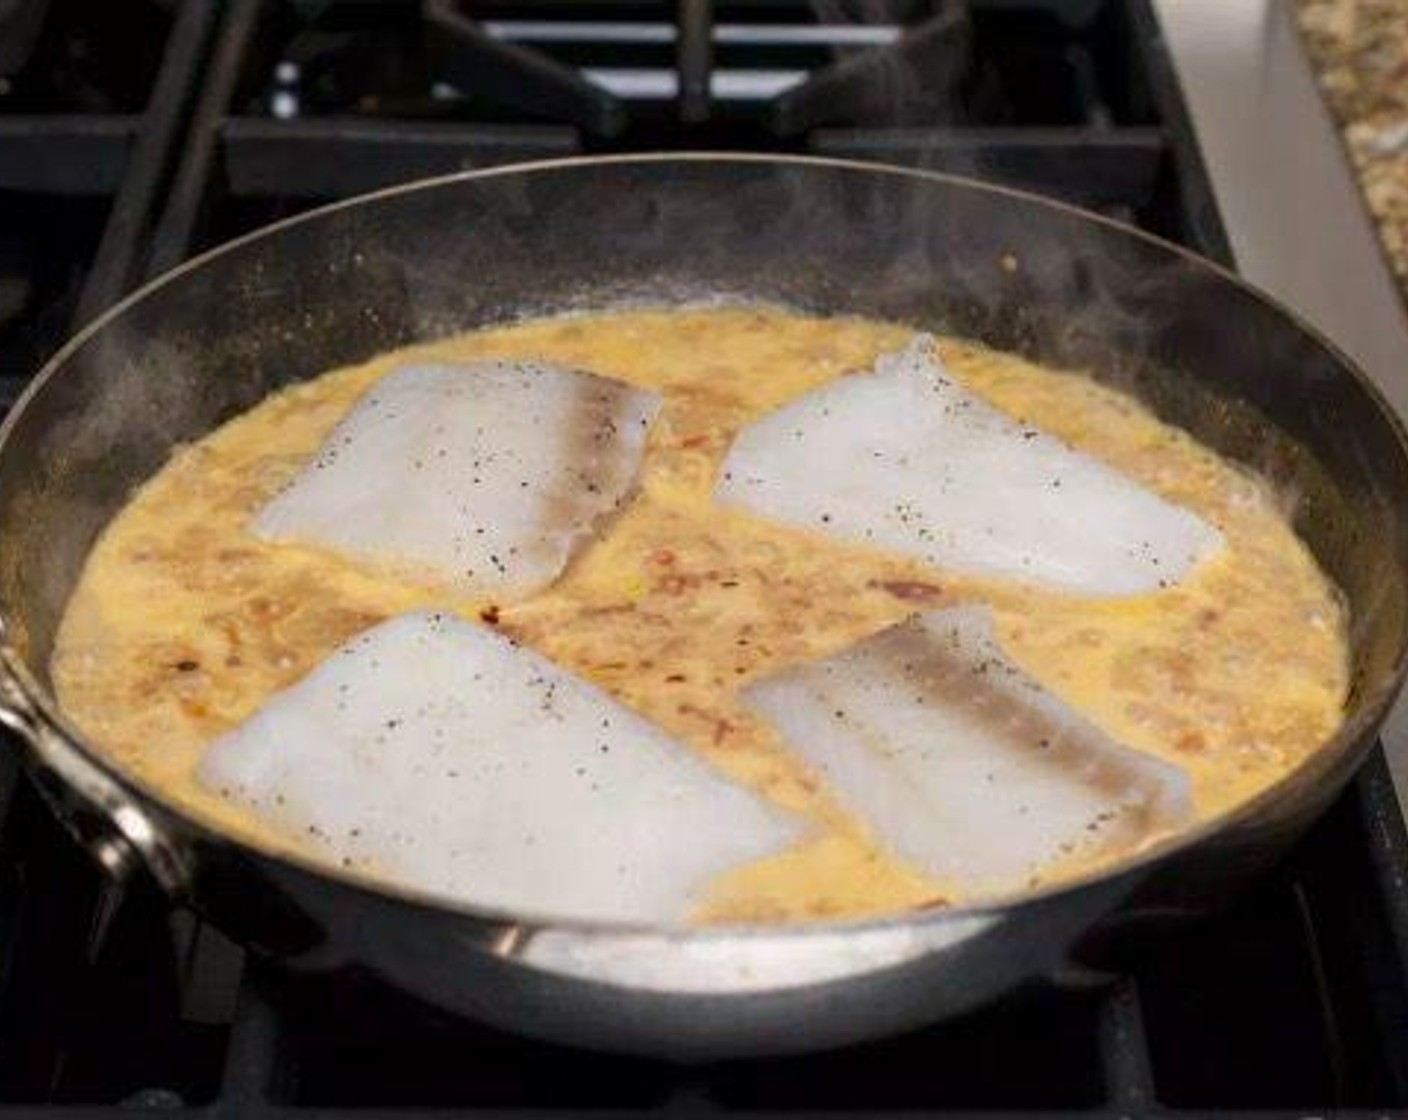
[0,155,1404,1060]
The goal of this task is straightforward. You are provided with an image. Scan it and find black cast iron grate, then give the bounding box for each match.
[1,0,1407,1115]
[0,0,217,399]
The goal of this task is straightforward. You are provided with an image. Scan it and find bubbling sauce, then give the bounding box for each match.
[51,306,1349,923]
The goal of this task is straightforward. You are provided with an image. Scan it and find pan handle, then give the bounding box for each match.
[0,647,190,894]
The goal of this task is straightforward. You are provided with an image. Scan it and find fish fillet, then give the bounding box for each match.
[255,361,660,598]
[199,612,798,923]
[745,606,1191,896]
[717,336,1222,596]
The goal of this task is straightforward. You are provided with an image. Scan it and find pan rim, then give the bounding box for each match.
[3,150,1406,940]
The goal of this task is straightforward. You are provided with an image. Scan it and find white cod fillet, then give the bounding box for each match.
[199,612,797,923]
[717,336,1222,596]
[255,361,660,598]
[745,606,1191,897]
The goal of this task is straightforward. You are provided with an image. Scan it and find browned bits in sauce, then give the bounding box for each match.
[1176,731,1208,753]
[872,579,946,603]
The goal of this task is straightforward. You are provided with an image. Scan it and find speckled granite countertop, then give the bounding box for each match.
[1297,0,1408,292]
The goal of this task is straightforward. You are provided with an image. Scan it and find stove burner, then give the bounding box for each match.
[425,0,627,136]
[248,0,1092,141]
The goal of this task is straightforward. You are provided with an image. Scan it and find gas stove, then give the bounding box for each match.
[2,1,1408,1115]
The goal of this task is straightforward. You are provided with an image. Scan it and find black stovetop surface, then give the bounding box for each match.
[2,1,1408,1115]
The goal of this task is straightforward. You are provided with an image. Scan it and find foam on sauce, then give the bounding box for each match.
[51,306,1349,923]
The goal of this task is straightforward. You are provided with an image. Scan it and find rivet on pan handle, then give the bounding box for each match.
[0,646,190,895]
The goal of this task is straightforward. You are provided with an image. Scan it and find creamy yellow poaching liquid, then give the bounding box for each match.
[51,306,1349,923]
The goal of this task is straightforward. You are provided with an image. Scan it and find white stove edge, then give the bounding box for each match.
[1155,0,1408,805]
